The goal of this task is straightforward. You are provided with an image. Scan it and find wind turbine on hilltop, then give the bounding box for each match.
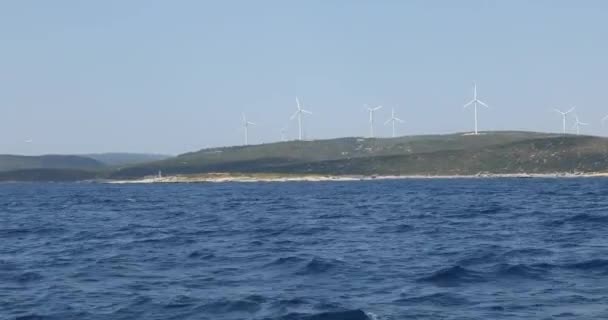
[554,107,575,134]
[290,97,312,140]
[241,113,256,145]
[384,107,404,138]
[365,105,382,138]
[463,82,489,135]
[572,114,589,135]
[280,126,288,142]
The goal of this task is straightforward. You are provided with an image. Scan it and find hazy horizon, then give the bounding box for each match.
[2,1,607,155]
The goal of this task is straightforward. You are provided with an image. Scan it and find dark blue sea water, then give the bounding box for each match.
[2,179,608,320]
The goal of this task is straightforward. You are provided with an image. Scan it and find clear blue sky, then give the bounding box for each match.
[1,1,607,155]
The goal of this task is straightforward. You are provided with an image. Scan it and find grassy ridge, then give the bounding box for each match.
[3,131,608,181]
[0,155,104,172]
[110,131,562,178]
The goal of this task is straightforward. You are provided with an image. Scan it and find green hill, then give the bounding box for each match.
[0,169,98,182]
[109,131,580,178]
[84,153,171,166]
[0,154,104,172]
[4,131,608,181]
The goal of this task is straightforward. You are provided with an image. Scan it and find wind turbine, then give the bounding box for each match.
[601,114,608,126]
[241,113,256,145]
[290,97,312,140]
[463,82,489,135]
[365,105,383,138]
[384,107,404,138]
[572,114,589,135]
[554,107,575,134]
[280,126,288,142]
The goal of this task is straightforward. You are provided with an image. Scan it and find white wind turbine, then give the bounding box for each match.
[290,97,312,140]
[572,114,589,135]
[365,105,383,138]
[463,82,489,135]
[384,107,404,138]
[241,113,256,145]
[280,126,288,142]
[554,107,575,134]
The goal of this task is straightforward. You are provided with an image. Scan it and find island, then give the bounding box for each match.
[2,131,608,182]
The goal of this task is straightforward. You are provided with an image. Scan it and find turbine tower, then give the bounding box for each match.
[572,114,589,135]
[241,113,256,145]
[384,107,404,138]
[554,107,575,134]
[290,97,312,140]
[463,82,489,135]
[280,126,288,142]
[365,105,383,138]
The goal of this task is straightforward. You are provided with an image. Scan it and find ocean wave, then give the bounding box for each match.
[272,309,371,320]
[15,314,52,320]
[501,248,554,259]
[266,256,308,267]
[163,295,198,309]
[418,265,486,286]
[375,224,413,233]
[456,246,504,266]
[187,249,215,259]
[296,257,342,275]
[549,213,608,226]
[202,295,266,314]
[395,292,469,306]
[16,271,44,283]
[492,263,551,280]
[564,259,608,271]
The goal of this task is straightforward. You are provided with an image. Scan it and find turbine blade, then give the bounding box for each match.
[395,117,404,123]
[566,106,576,114]
[302,109,312,115]
[478,100,489,108]
[464,100,474,108]
[296,97,300,109]
[248,121,257,126]
[290,110,299,120]
[384,119,392,125]
[553,108,564,114]
[373,106,383,111]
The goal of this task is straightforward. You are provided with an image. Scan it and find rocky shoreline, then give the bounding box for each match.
[105,172,608,184]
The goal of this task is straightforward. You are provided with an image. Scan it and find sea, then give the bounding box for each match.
[2,178,608,320]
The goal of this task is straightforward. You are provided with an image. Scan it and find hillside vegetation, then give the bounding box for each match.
[3,131,608,181]
[84,153,171,166]
[0,155,104,172]
[109,131,600,178]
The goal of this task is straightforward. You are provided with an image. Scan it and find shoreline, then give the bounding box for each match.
[104,172,608,184]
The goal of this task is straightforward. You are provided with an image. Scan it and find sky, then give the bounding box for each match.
[1,1,607,155]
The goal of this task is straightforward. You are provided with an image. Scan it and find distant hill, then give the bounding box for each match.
[84,153,171,166]
[0,168,98,182]
[4,131,608,181]
[110,131,581,178]
[0,154,104,172]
